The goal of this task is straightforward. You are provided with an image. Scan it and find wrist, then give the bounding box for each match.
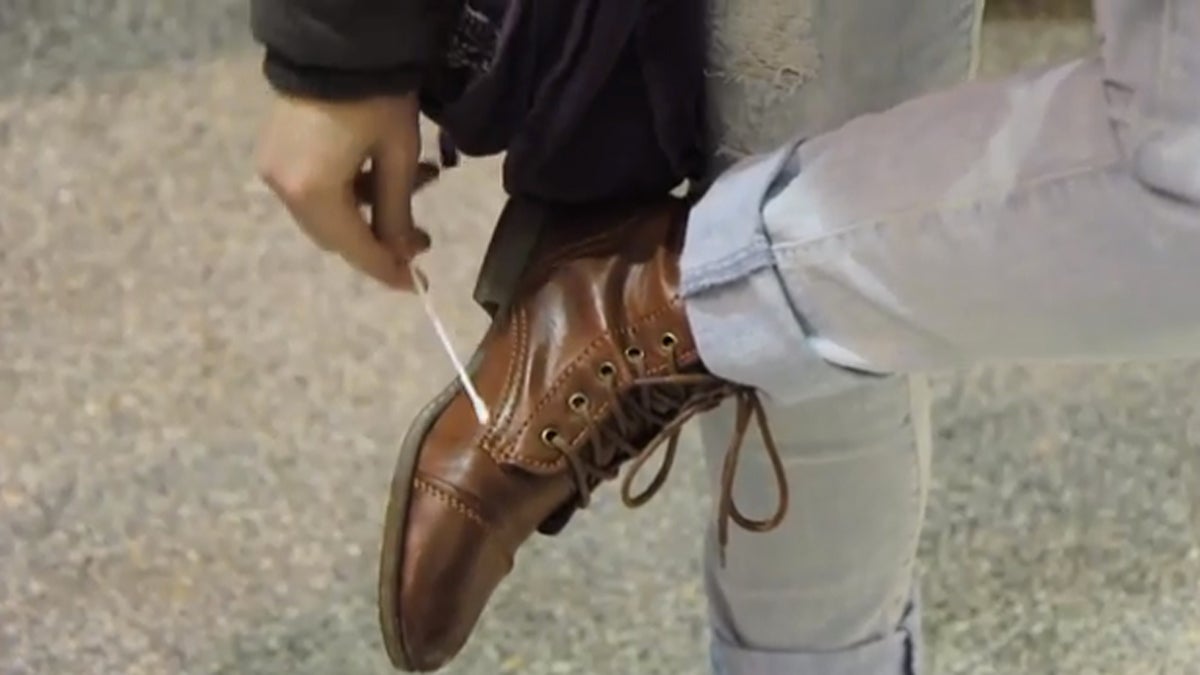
[262,49,425,101]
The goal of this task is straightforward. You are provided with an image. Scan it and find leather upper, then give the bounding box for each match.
[388,197,702,670]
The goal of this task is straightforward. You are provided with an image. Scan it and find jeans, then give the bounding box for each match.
[698,1,980,673]
[691,1,1200,673]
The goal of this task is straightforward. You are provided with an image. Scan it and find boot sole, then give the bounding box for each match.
[377,354,482,671]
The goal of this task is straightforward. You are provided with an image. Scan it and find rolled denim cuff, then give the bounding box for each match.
[681,142,878,405]
[710,599,923,675]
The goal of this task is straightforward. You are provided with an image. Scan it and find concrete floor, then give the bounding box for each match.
[3,2,1199,674]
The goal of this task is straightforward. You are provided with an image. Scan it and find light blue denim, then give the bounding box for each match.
[689,0,1200,396]
[697,1,980,673]
[691,2,1200,673]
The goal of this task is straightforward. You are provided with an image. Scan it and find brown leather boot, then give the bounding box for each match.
[377,196,788,672]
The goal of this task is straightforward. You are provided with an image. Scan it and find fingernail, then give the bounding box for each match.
[414,229,432,251]
[415,162,441,190]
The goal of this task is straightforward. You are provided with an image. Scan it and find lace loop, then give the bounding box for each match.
[715,391,789,566]
[621,433,679,507]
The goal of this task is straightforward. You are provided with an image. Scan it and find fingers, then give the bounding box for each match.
[357,165,435,260]
[294,181,417,290]
[370,123,433,265]
[255,95,432,291]
[353,161,440,205]
[258,153,414,289]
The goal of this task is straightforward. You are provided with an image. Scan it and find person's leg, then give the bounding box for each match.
[683,0,1200,406]
[698,1,981,673]
[701,376,933,675]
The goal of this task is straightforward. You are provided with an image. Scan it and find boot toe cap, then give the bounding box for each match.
[386,478,513,671]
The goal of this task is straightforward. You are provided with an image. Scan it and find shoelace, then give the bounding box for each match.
[540,334,789,566]
[411,263,492,425]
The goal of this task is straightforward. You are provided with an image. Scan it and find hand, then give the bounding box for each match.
[256,93,433,290]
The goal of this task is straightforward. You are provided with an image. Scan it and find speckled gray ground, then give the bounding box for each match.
[3,2,1199,674]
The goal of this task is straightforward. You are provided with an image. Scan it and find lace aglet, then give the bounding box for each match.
[411,264,492,425]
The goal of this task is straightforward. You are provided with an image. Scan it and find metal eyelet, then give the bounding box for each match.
[597,361,617,380]
[541,428,560,446]
[624,346,644,361]
[568,393,589,411]
[659,332,678,351]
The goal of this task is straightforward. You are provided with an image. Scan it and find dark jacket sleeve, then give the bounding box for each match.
[251,0,463,99]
